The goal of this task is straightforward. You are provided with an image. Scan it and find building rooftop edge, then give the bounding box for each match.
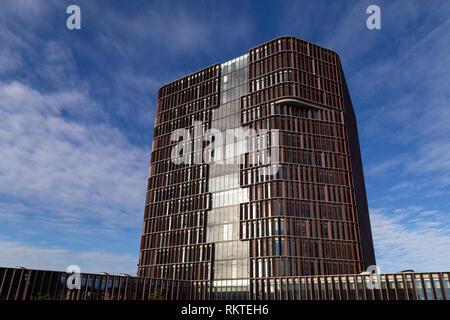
[2,266,448,279]
[156,36,341,93]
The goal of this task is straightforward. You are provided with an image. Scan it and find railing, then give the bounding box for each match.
[1,267,448,300]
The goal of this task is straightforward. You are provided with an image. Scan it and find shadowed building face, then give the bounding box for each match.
[137,36,376,300]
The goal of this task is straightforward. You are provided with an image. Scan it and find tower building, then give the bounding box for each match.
[137,36,376,300]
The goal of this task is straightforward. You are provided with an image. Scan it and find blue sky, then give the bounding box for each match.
[0,0,449,275]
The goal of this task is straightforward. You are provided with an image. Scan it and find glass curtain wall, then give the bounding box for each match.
[206,54,250,299]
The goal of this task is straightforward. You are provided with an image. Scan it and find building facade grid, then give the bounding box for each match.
[137,36,376,299]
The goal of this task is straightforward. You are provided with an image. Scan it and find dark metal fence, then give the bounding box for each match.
[1,267,448,300]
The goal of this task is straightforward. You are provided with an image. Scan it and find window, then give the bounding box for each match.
[275,239,280,256]
[414,276,425,300]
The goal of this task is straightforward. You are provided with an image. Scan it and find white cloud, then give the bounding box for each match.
[0,81,148,230]
[0,1,155,271]
[0,240,137,275]
[94,1,253,60]
[365,158,405,177]
[405,140,450,176]
[370,207,450,272]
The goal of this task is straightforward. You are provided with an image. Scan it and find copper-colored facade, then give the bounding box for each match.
[1,267,449,300]
[138,63,219,284]
[137,36,376,299]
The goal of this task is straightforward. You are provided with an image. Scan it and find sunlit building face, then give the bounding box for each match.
[137,36,376,300]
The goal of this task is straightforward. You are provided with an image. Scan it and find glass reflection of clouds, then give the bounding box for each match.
[207,54,250,295]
